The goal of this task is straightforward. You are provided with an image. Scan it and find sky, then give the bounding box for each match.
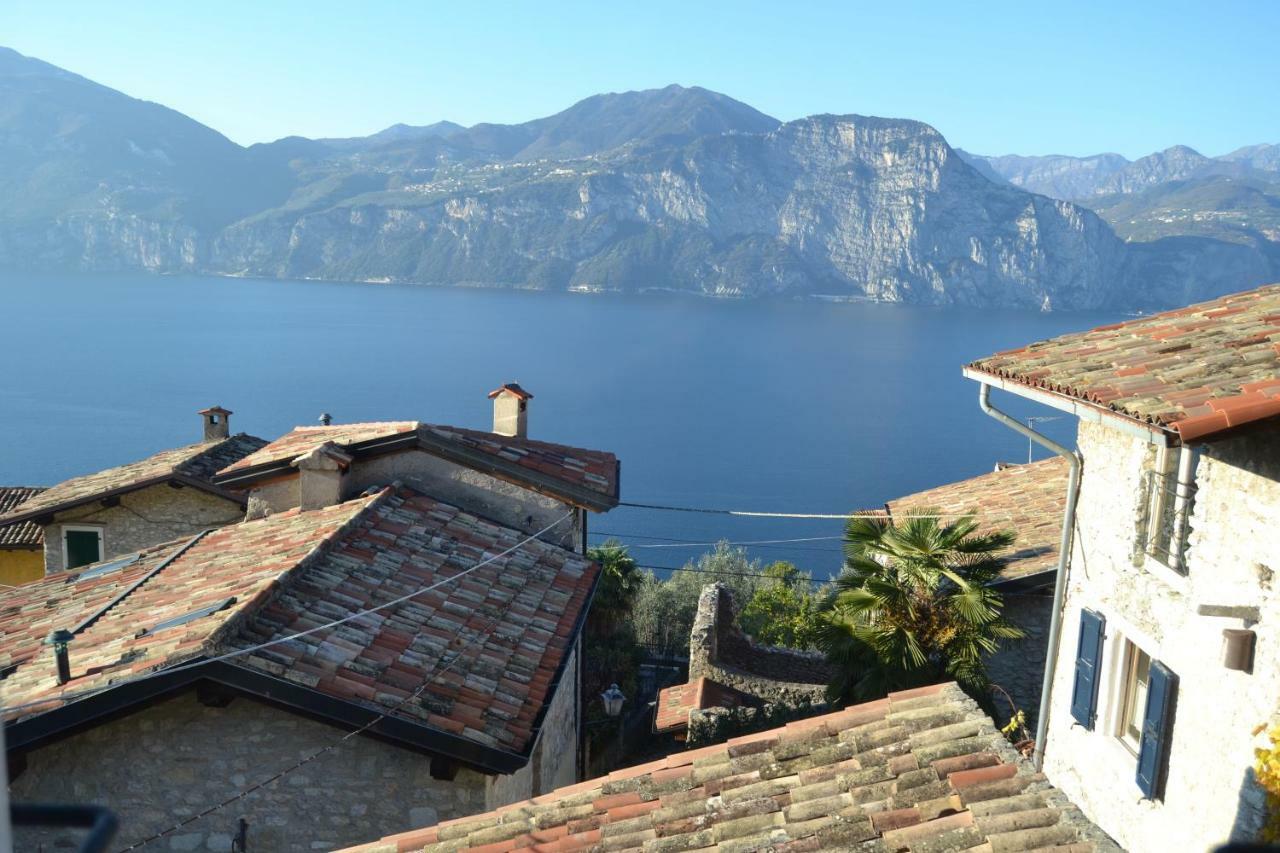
[2,0,1277,158]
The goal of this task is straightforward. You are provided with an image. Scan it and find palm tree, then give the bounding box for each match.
[817,510,1023,702]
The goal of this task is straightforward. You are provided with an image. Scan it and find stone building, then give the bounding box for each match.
[654,583,833,739]
[5,485,600,851]
[966,282,1280,852]
[0,406,266,575]
[0,486,45,584]
[213,385,620,554]
[885,457,1069,727]
[343,682,1117,853]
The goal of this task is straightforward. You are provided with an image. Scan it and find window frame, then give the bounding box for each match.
[61,524,104,570]
[1140,445,1196,573]
[1115,639,1152,755]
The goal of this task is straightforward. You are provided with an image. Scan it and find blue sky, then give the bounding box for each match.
[3,0,1276,158]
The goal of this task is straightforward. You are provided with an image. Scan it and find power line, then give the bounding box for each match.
[619,500,1016,522]
[589,531,843,553]
[118,536,542,852]
[3,511,575,721]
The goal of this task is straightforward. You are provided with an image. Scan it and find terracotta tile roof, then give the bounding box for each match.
[0,496,377,719]
[887,458,1068,583]
[228,488,598,754]
[218,422,421,474]
[655,677,758,735]
[0,487,45,549]
[0,487,597,760]
[340,682,1116,853]
[0,434,268,527]
[968,282,1280,441]
[218,421,620,509]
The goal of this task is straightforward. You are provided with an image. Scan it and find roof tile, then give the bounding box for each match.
[969,283,1280,440]
[339,684,1117,853]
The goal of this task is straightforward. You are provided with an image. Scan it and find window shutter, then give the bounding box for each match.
[1069,609,1105,729]
[1136,660,1177,799]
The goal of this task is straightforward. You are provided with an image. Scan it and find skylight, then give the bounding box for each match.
[73,553,141,582]
[133,597,237,638]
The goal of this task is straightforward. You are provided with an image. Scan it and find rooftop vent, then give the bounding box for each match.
[199,406,232,442]
[488,382,533,439]
[48,628,73,685]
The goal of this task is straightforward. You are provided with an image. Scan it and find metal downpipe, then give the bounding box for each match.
[978,383,1082,772]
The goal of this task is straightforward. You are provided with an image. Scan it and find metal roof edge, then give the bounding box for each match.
[963,366,1176,447]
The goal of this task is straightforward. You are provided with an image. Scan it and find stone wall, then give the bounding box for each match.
[687,584,832,705]
[484,644,580,810]
[248,448,582,551]
[1042,419,1280,852]
[41,485,244,573]
[985,592,1053,731]
[10,691,488,852]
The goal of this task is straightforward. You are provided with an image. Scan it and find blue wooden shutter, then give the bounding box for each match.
[1136,660,1177,799]
[1069,609,1105,729]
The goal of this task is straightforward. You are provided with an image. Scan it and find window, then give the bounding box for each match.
[62,526,103,569]
[1117,641,1152,753]
[1141,446,1196,572]
[1109,634,1179,800]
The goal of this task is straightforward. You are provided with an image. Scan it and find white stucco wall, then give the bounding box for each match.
[1043,419,1280,852]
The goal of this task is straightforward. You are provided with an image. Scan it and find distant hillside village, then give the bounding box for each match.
[3,286,1280,852]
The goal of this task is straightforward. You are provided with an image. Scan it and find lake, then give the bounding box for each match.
[0,272,1120,578]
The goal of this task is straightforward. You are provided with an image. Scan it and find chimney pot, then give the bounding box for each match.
[488,383,532,439]
[48,628,73,685]
[199,406,233,442]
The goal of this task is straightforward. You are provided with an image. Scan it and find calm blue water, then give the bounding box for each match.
[0,273,1120,577]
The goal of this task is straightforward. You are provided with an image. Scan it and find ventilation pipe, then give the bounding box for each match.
[48,629,73,685]
[977,383,1082,772]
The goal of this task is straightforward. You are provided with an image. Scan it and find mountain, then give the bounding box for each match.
[964,143,1280,201]
[0,47,292,231]
[212,114,1128,308]
[317,121,466,150]
[0,46,1274,311]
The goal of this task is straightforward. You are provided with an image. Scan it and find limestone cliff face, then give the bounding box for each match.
[210,115,1130,309]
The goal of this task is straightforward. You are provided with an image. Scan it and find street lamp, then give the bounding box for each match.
[599,684,627,758]
[601,684,626,718]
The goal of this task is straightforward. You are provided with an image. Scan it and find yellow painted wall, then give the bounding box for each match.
[0,548,44,585]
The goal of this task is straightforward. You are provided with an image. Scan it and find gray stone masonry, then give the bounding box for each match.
[984,592,1052,732]
[688,583,832,704]
[11,691,487,852]
[41,484,244,573]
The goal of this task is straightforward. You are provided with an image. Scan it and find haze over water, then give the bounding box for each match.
[0,273,1120,576]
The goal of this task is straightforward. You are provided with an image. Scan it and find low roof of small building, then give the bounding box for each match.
[0,486,598,772]
[215,421,620,512]
[966,282,1280,442]
[340,682,1116,853]
[0,434,268,528]
[654,676,758,735]
[886,458,1068,586]
[0,487,45,549]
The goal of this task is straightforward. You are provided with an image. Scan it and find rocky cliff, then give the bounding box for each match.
[1,44,1275,311]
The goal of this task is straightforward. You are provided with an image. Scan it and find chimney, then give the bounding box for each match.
[488,383,533,439]
[48,629,73,685]
[199,406,233,442]
[292,441,354,510]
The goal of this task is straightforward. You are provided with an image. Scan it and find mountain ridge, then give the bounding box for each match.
[0,45,1275,311]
